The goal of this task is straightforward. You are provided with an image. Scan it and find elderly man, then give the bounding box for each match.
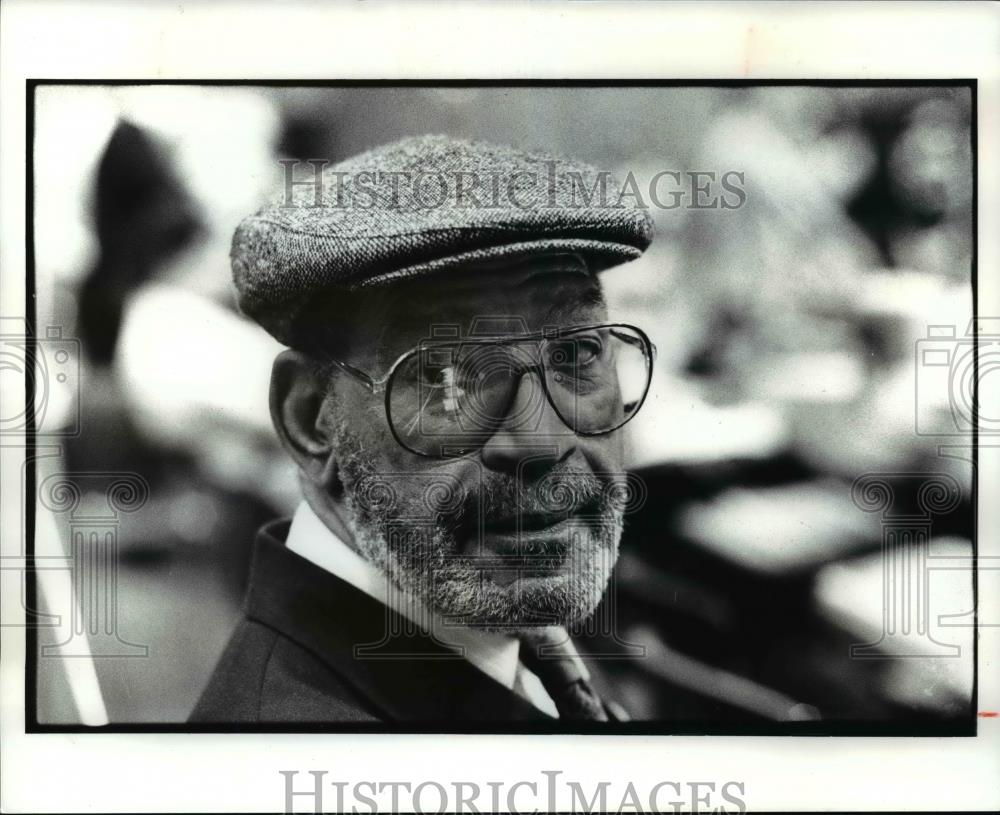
[191,135,655,723]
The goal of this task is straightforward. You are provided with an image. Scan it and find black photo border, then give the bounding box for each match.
[23,77,980,737]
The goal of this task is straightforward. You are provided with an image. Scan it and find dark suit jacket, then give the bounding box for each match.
[190,520,575,724]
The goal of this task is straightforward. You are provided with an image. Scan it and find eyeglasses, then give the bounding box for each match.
[325,323,655,458]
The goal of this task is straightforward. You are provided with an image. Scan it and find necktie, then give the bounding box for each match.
[518,627,625,722]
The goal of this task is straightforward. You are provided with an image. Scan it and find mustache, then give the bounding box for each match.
[350,465,614,528]
[461,469,605,526]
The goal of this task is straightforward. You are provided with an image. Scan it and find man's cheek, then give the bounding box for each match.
[343,395,408,467]
[365,411,429,471]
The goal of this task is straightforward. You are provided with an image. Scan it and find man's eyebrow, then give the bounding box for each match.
[383,300,447,339]
[377,278,606,350]
[374,295,456,366]
[543,283,607,324]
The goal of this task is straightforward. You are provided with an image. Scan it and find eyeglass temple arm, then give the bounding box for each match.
[328,357,381,392]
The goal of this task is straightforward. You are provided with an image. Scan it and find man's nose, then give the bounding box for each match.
[479,369,576,474]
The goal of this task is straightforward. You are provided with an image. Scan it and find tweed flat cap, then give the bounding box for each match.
[232,134,654,345]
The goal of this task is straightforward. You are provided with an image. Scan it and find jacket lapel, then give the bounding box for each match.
[244,521,549,723]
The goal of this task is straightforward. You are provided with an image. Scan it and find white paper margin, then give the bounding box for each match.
[1,1,998,812]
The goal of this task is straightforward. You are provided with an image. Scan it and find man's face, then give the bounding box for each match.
[320,258,629,631]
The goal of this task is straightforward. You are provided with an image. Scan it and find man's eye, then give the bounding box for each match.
[417,364,452,387]
[546,337,602,369]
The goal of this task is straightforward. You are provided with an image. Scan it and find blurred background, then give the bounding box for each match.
[30,84,975,726]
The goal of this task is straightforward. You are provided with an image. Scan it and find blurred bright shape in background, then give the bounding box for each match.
[679,481,879,574]
[115,283,283,457]
[34,86,281,298]
[753,351,865,403]
[114,284,300,515]
[627,374,789,468]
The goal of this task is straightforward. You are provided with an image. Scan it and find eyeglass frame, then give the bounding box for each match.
[320,322,656,458]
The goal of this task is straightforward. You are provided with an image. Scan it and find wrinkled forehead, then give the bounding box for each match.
[363,253,607,356]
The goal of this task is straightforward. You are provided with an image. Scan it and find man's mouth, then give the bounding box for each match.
[474,499,602,559]
[485,508,574,535]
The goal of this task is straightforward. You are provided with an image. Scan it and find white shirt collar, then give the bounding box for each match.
[284,501,556,716]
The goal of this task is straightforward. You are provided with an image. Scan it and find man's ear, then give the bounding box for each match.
[269,350,339,485]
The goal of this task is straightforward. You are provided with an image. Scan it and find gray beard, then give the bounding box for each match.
[330,424,623,631]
